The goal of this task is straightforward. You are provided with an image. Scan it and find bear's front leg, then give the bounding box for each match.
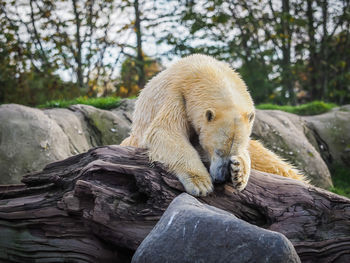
[143,117,213,196]
[230,150,251,191]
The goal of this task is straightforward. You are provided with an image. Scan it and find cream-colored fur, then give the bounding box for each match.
[121,54,305,196]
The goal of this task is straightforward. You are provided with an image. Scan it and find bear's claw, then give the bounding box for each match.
[180,174,213,197]
[230,156,249,191]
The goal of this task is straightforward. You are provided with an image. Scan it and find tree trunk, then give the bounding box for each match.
[320,0,329,100]
[133,0,145,89]
[29,0,49,68]
[72,0,84,90]
[281,0,296,105]
[0,146,349,263]
[306,0,319,101]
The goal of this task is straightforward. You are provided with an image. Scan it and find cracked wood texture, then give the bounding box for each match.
[0,145,349,263]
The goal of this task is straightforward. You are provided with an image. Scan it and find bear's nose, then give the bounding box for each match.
[212,161,231,184]
[213,177,226,184]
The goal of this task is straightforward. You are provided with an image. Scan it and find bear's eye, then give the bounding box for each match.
[248,112,255,123]
[205,109,214,122]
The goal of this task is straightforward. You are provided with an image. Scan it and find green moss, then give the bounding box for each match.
[38,96,122,110]
[329,165,350,199]
[257,101,338,116]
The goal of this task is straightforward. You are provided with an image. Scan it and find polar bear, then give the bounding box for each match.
[121,54,305,196]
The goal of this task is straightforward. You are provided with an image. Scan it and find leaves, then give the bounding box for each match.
[1,0,350,106]
[159,0,350,105]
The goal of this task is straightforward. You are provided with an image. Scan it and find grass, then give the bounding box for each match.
[39,97,337,115]
[256,101,337,116]
[39,96,122,110]
[329,165,350,199]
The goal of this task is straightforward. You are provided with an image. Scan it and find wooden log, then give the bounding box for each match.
[0,145,349,263]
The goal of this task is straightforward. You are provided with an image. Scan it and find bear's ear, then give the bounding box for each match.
[248,112,255,123]
[205,109,215,122]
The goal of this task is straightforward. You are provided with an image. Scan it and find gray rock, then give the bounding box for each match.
[253,110,332,188]
[331,105,350,112]
[0,102,134,184]
[111,98,136,124]
[132,193,300,263]
[70,104,131,145]
[1,99,347,187]
[0,104,71,184]
[44,108,91,155]
[304,110,350,168]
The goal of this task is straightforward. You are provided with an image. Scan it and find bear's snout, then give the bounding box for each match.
[209,157,231,184]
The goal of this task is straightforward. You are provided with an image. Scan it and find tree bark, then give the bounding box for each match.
[133,0,145,89]
[320,0,329,100]
[281,0,296,105]
[0,146,349,263]
[306,0,319,101]
[72,0,84,90]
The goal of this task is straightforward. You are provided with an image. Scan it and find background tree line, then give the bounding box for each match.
[0,0,349,106]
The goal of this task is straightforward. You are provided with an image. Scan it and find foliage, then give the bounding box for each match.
[329,165,350,199]
[238,60,275,104]
[256,101,337,116]
[0,0,121,105]
[117,55,162,97]
[1,0,350,107]
[0,0,166,105]
[159,0,350,105]
[0,30,79,106]
[39,96,122,110]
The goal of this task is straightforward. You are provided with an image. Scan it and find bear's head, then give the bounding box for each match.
[181,56,255,184]
[199,105,255,184]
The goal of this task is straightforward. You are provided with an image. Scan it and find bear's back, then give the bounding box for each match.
[130,54,254,142]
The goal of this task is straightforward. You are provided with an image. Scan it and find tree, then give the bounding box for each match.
[117,55,162,97]
[1,0,350,105]
[157,0,288,104]
[159,0,350,105]
[0,0,123,101]
[42,0,120,92]
[116,0,168,91]
[0,0,79,105]
[133,0,146,89]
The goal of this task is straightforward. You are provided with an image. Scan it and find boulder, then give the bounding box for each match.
[111,98,136,124]
[69,104,131,145]
[1,99,348,188]
[0,102,134,184]
[132,193,301,263]
[304,110,350,168]
[0,104,71,184]
[332,105,350,112]
[253,110,332,188]
[44,108,92,155]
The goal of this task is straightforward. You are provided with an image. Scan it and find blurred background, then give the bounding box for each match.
[0,0,349,107]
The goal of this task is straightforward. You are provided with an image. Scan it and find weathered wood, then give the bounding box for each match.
[0,145,349,263]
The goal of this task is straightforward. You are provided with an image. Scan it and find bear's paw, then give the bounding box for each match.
[178,172,213,197]
[230,155,250,191]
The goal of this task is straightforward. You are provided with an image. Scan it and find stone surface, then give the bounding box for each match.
[1,100,348,187]
[0,104,71,184]
[332,105,350,112]
[0,103,134,184]
[44,108,91,155]
[70,104,131,145]
[132,193,301,263]
[304,110,350,168]
[111,98,136,124]
[253,110,332,188]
